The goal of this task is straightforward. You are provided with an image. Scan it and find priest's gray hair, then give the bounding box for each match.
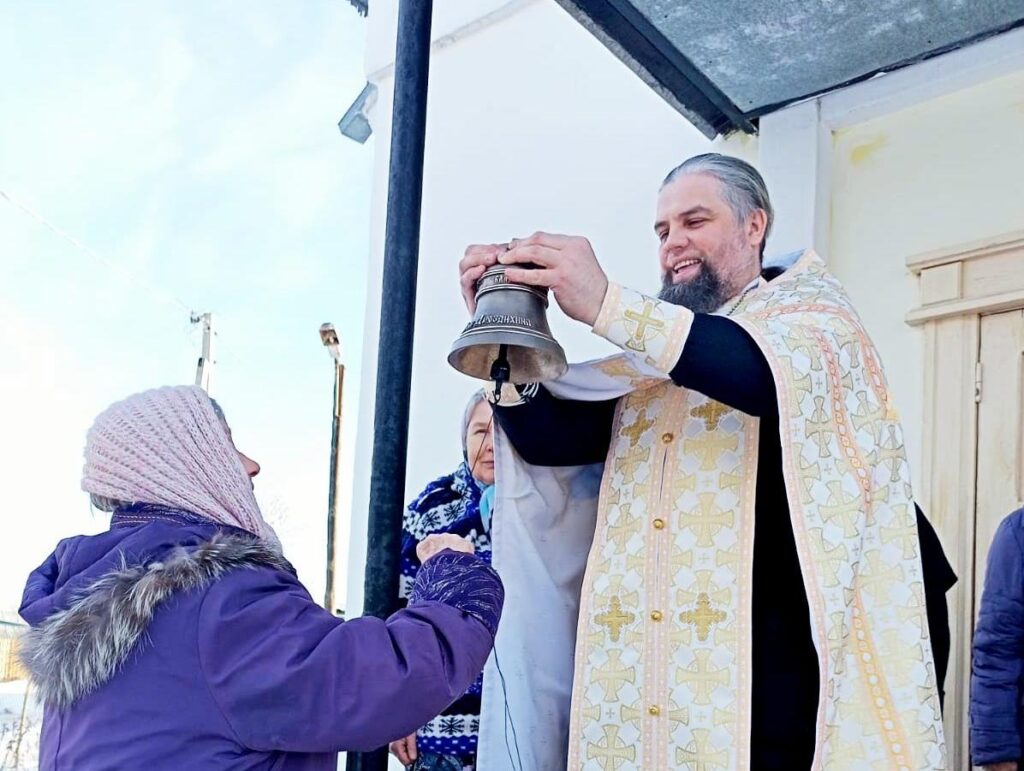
[662,153,774,259]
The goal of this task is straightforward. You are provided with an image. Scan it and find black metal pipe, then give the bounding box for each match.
[347,1,433,769]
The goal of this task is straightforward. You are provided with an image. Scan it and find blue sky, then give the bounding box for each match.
[0,2,372,610]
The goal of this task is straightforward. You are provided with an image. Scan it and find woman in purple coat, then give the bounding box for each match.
[19,385,503,771]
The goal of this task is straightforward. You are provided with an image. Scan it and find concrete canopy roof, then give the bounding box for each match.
[555,0,1024,137]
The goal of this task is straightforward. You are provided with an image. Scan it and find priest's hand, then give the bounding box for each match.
[983,763,1018,771]
[498,232,610,326]
[389,732,418,766]
[459,242,507,313]
[417,533,475,563]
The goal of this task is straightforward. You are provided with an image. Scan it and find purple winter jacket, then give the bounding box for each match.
[19,507,503,771]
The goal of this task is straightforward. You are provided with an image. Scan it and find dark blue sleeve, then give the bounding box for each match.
[971,512,1024,765]
[412,550,503,637]
[494,313,776,468]
[669,314,777,417]
[916,504,955,711]
[493,386,617,466]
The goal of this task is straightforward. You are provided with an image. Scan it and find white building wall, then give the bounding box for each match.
[346,0,713,614]
[828,69,1024,496]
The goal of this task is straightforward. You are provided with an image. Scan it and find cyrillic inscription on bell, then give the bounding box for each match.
[448,265,567,388]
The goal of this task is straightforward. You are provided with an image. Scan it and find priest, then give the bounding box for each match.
[461,153,955,770]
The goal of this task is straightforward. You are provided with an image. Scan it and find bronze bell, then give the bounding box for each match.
[448,265,567,395]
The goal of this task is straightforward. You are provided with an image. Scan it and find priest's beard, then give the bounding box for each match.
[657,260,733,314]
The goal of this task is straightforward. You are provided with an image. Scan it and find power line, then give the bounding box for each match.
[0,187,254,381]
[0,187,194,315]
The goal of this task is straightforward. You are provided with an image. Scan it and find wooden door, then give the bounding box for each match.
[969,309,1024,768]
[975,310,1024,602]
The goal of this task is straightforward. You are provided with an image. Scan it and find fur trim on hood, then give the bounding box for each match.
[20,533,290,709]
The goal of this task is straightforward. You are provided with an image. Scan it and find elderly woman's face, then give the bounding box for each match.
[221,420,261,481]
[238,450,261,480]
[465,400,495,486]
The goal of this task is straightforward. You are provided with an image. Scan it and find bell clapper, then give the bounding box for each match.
[489,344,511,404]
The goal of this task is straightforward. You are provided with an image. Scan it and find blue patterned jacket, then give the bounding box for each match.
[400,462,493,760]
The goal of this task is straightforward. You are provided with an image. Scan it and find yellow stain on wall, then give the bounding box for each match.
[848,133,888,166]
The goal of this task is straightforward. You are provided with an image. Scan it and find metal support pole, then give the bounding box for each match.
[348,0,433,768]
[191,312,216,393]
[324,359,344,613]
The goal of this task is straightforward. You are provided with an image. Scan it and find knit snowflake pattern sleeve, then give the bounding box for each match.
[410,550,503,637]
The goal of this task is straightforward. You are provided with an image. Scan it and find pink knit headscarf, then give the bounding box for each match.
[81,385,278,544]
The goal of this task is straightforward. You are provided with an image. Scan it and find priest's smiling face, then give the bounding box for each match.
[654,172,765,314]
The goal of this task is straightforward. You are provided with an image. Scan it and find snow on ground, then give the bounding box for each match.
[0,681,41,770]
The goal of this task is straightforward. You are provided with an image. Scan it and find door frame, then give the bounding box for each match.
[907,229,1024,768]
